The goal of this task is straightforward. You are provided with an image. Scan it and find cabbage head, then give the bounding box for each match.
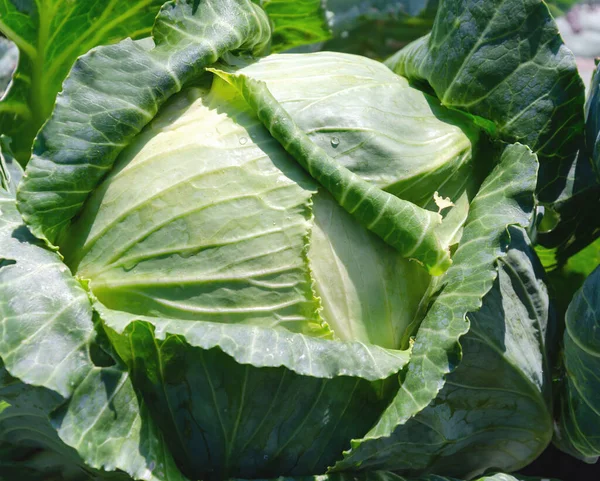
[0,1,597,481]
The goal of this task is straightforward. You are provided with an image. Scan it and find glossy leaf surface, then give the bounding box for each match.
[387,0,585,204]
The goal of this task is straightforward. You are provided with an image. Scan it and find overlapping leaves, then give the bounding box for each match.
[334,144,538,472]
[17,0,271,245]
[387,0,585,206]
[0,0,166,162]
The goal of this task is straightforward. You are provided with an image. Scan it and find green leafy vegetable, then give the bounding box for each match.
[0,0,598,480]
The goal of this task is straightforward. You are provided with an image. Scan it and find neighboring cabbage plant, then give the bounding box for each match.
[0,1,598,481]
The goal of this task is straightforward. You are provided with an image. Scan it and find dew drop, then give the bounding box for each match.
[330,137,340,148]
[239,136,248,145]
[122,260,138,272]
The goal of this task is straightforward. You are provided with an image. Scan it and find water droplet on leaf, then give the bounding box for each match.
[330,137,340,148]
[239,136,248,145]
[122,260,138,271]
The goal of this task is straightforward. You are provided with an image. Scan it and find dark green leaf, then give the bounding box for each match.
[554,266,600,463]
[536,62,600,277]
[97,310,404,480]
[330,228,554,477]
[0,362,130,481]
[387,0,586,205]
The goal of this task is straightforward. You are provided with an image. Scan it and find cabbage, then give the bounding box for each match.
[0,1,598,481]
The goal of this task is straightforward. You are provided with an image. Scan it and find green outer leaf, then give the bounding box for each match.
[0,187,93,399]
[0,193,187,480]
[96,302,410,382]
[211,70,452,276]
[0,37,17,98]
[0,361,144,481]
[17,0,271,246]
[100,314,401,479]
[554,266,600,462]
[254,0,331,51]
[0,0,166,163]
[386,0,585,204]
[0,362,85,481]
[331,228,554,477]
[333,143,538,469]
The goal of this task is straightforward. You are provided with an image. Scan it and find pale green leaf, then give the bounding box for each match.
[97,301,410,382]
[212,69,453,275]
[225,52,478,212]
[60,83,329,338]
[309,190,431,349]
